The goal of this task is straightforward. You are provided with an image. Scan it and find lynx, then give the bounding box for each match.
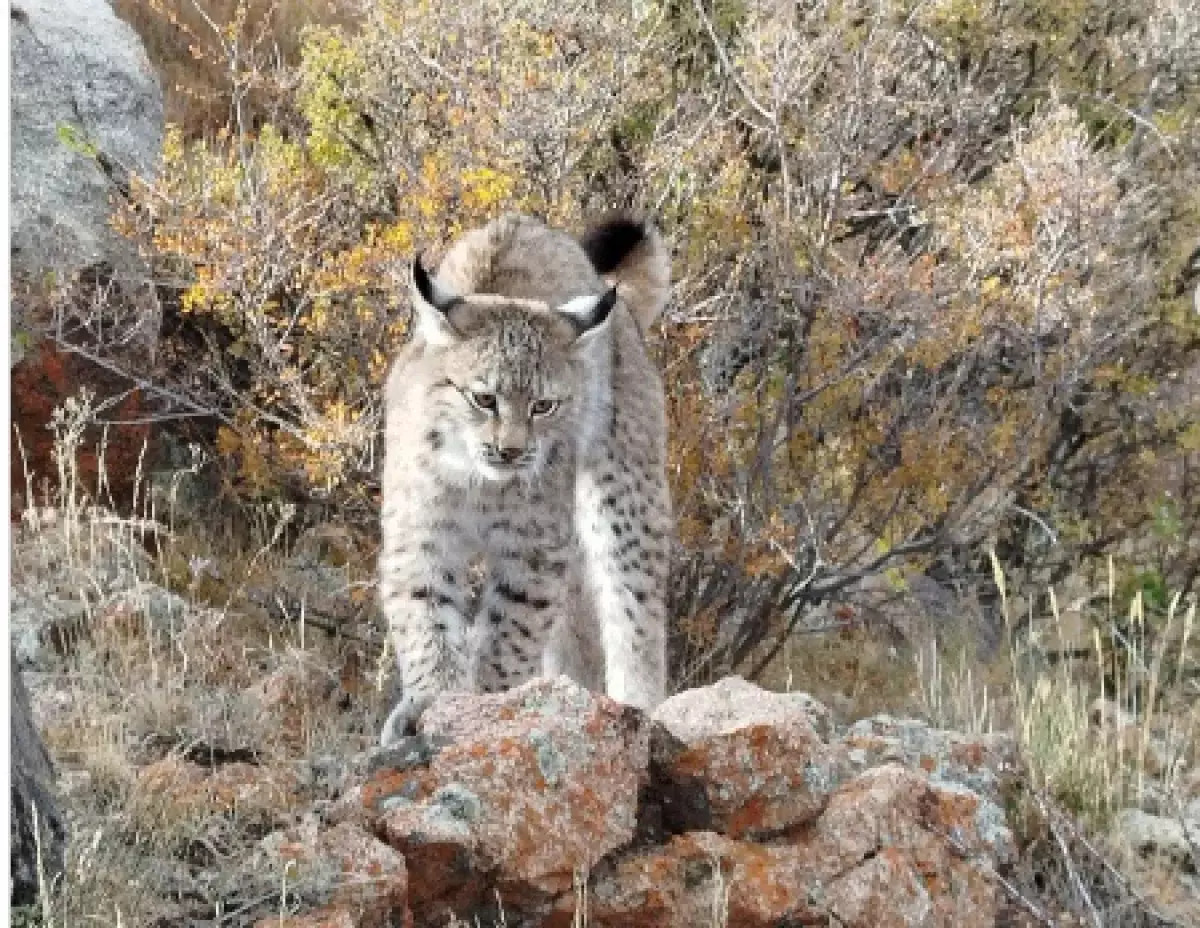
[378,213,673,746]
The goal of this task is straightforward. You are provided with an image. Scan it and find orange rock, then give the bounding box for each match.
[650,676,848,837]
[823,846,939,927]
[257,821,412,928]
[309,679,1017,928]
[376,676,648,924]
[812,764,1011,926]
[589,764,1010,928]
[588,831,828,927]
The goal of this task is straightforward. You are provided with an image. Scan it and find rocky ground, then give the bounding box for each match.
[10,499,1200,927]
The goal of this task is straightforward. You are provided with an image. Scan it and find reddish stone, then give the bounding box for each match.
[651,676,847,837]
[257,821,411,928]
[812,764,1011,926]
[587,763,1010,928]
[373,677,648,924]
[11,339,152,515]
[587,831,827,927]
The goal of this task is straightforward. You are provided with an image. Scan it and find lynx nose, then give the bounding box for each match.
[497,446,525,464]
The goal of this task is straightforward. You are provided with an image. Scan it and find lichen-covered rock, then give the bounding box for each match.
[587,762,1010,928]
[839,715,1016,807]
[587,831,826,927]
[283,678,1017,928]
[649,676,848,837]
[369,676,648,922]
[255,821,412,928]
[813,764,1013,926]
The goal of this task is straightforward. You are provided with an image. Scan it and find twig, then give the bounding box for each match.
[1036,791,1188,928]
[48,335,234,427]
[936,825,1054,927]
[690,0,775,126]
[1009,503,1059,547]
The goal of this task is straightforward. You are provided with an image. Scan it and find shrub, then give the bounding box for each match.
[98,0,1200,680]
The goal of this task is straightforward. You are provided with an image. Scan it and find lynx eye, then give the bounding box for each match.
[530,398,559,417]
[468,391,498,413]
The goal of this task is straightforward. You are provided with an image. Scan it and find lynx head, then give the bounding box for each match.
[409,256,615,483]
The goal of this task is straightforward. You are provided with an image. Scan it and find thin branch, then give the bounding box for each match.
[48,336,234,428]
[690,0,775,125]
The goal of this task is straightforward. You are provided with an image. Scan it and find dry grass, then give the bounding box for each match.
[14,393,387,925]
[909,551,1199,924]
[990,553,1198,826]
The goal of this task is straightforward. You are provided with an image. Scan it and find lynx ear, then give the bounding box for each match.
[557,287,618,346]
[410,255,461,345]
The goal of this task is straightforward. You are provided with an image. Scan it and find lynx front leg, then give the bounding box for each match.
[575,470,669,711]
[542,563,605,691]
[379,522,475,746]
[474,540,571,694]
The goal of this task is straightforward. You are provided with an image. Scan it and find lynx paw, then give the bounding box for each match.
[378,691,435,747]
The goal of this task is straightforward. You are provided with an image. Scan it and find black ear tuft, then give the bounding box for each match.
[581,286,619,333]
[580,215,647,275]
[412,254,441,310]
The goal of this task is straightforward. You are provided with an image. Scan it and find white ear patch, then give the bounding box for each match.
[557,287,618,339]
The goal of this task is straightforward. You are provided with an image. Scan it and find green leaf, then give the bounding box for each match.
[56,123,99,159]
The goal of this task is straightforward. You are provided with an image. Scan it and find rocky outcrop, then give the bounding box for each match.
[332,678,648,925]
[10,0,163,284]
[647,676,847,838]
[10,0,164,513]
[589,764,1011,927]
[265,676,1017,928]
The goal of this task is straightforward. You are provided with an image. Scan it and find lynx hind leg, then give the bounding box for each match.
[473,542,572,694]
[378,528,476,746]
[576,471,669,712]
[542,564,605,691]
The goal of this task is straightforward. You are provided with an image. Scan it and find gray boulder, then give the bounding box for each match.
[10,647,65,906]
[10,0,163,291]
